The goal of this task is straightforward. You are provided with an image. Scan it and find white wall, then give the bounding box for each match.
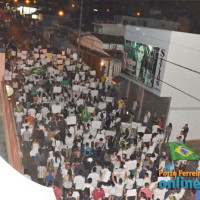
[168,109,200,142]
[161,31,200,141]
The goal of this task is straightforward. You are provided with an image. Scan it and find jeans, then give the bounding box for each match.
[115,196,122,200]
[183,134,187,144]
[24,141,30,155]
[164,133,171,143]
[38,178,44,185]
[54,167,59,175]
[84,169,90,180]
[38,138,44,148]
[16,121,22,134]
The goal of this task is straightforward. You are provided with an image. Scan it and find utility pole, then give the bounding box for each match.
[77,0,83,63]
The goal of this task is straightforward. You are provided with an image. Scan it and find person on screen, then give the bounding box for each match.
[134,44,147,82]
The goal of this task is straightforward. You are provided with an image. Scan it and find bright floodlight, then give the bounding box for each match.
[58,10,64,17]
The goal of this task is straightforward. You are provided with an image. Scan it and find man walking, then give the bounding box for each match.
[22,126,32,155]
[182,124,189,144]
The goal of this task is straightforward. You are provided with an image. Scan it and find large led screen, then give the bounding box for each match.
[123,40,160,87]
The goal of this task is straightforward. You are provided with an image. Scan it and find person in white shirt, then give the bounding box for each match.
[14,108,24,134]
[65,133,74,159]
[83,178,94,198]
[159,157,166,171]
[112,173,124,199]
[153,187,168,200]
[125,173,135,190]
[28,106,36,118]
[124,154,137,171]
[88,167,100,188]
[72,186,80,200]
[73,171,85,198]
[102,181,112,199]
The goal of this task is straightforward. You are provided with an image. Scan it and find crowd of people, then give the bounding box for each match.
[2,11,193,200]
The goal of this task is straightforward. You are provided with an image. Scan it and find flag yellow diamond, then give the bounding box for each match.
[174,146,192,157]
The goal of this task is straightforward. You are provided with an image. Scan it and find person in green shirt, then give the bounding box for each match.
[129,113,135,124]
[31,85,37,96]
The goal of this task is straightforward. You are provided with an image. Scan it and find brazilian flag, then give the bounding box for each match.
[30,67,46,75]
[169,142,199,161]
[15,105,24,113]
[81,105,90,122]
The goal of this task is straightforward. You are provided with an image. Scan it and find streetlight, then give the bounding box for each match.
[25,0,30,4]
[137,12,141,17]
[33,0,37,4]
[69,0,83,63]
[77,0,83,63]
[13,0,18,3]
[58,10,64,17]
[106,8,110,12]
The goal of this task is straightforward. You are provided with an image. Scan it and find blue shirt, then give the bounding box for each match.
[83,148,92,156]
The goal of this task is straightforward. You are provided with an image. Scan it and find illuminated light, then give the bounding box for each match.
[94,9,98,12]
[13,0,18,3]
[87,157,93,162]
[72,4,75,8]
[33,0,36,3]
[25,0,30,4]
[32,14,38,19]
[137,12,141,16]
[58,10,64,17]
[126,111,129,115]
[111,80,117,85]
[106,8,110,12]
[101,61,105,66]
[6,85,14,97]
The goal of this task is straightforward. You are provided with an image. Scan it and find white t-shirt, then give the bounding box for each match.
[153,188,167,200]
[72,191,80,200]
[41,107,50,118]
[114,183,124,197]
[159,160,166,170]
[125,178,135,190]
[28,108,36,118]
[102,185,112,198]
[88,172,100,188]
[65,135,74,149]
[74,175,85,190]
[83,183,94,197]
[14,112,24,122]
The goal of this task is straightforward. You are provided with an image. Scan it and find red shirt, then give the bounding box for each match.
[92,189,105,200]
[158,121,163,128]
[139,188,152,199]
[54,187,63,200]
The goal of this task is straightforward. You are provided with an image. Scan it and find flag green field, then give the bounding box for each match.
[169,142,199,161]
[30,67,46,75]
[81,105,90,122]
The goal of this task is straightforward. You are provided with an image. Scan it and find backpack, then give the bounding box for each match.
[83,187,90,199]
